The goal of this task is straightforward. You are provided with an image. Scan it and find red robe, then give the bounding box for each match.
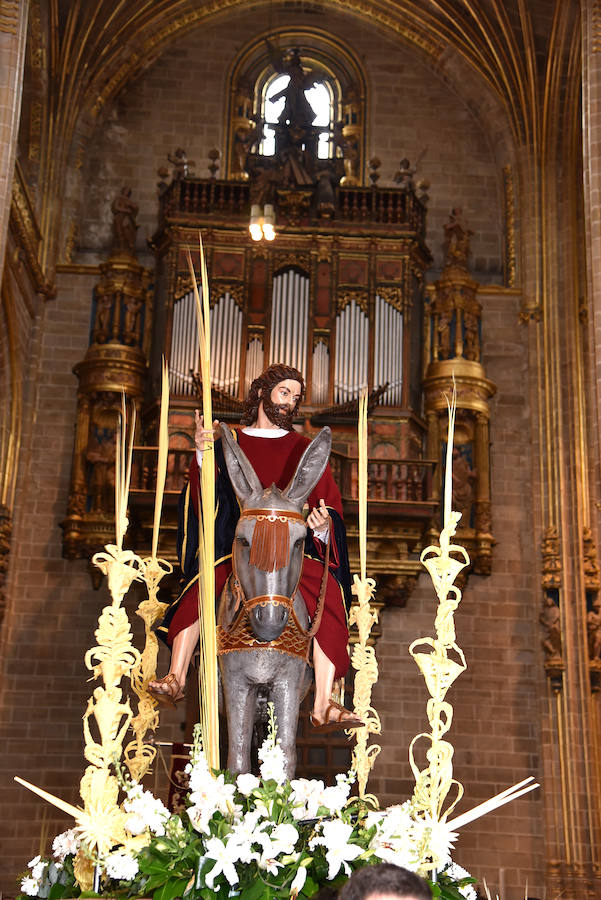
[164,429,351,678]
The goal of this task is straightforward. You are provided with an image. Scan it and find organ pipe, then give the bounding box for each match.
[335,300,369,403]
[312,341,329,403]
[170,284,403,406]
[269,269,308,372]
[374,294,403,405]
[170,290,242,396]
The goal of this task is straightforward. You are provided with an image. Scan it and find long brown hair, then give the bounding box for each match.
[240,363,305,428]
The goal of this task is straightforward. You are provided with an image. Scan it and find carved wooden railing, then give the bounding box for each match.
[130,446,436,509]
[158,177,426,232]
[330,451,435,508]
[130,447,194,495]
[336,188,425,231]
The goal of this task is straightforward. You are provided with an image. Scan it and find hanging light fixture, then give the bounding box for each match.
[249,203,276,241]
[262,203,276,241]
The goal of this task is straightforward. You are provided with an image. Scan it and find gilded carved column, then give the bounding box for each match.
[62,190,151,575]
[423,210,496,575]
[0,0,28,287]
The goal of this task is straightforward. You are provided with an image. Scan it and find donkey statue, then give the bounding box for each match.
[217,423,332,779]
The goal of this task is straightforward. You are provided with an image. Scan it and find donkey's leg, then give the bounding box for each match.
[270,660,306,781]
[222,665,257,775]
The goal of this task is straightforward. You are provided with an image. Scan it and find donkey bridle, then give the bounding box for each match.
[226,506,331,641]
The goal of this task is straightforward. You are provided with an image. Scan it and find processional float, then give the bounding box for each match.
[15,234,537,894]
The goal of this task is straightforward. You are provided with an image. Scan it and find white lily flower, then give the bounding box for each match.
[289,778,325,819]
[258,739,287,784]
[254,831,281,875]
[309,819,362,880]
[270,823,299,855]
[205,836,240,889]
[236,772,260,796]
[188,803,217,836]
[225,813,264,866]
[320,774,351,814]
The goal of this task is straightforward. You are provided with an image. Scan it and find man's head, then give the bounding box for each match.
[338,865,433,900]
[241,363,305,430]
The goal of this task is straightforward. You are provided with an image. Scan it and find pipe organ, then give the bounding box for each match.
[374,294,403,406]
[150,176,432,466]
[245,336,264,392]
[169,269,412,410]
[270,268,309,376]
[334,299,369,404]
[312,339,329,405]
[169,289,243,397]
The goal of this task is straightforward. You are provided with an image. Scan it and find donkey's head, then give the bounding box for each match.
[220,424,332,642]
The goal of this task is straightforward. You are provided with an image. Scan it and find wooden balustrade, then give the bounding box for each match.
[130,445,435,507]
[158,177,426,231]
[330,451,434,505]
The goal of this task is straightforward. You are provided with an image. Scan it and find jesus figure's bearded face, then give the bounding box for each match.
[260,378,302,429]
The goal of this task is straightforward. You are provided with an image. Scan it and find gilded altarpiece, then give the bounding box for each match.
[62,191,152,578]
[423,211,496,578]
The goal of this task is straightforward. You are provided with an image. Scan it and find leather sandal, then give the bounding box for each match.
[147,674,185,709]
[310,700,364,733]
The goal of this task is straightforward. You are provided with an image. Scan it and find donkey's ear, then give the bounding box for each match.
[284,427,332,504]
[219,423,263,501]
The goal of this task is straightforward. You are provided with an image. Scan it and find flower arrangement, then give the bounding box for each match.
[18,708,475,900]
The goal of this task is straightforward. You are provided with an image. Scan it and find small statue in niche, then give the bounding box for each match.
[267,42,321,130]
[86,423,117,512]
[168,147,195,180]
[541,525,561,590]
[582,526,601,590]
[110,186,138,254]
[123,294,143,346]
[451,445,477,526]
[444,207,473,270]
[588,595,601,660]
[93,293,114,343]
[540,594,562,661]
[437,307,453,359]
[462,309,480,361]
